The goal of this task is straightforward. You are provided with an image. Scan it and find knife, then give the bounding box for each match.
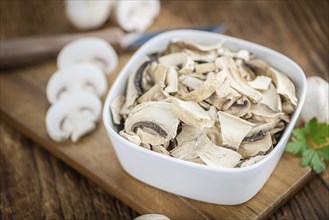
[0,24,226,68]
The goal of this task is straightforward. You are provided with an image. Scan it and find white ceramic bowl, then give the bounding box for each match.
[103,30,306,205]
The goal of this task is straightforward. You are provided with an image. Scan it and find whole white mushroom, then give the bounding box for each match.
[65,0,113,30]
[301,76,329,124]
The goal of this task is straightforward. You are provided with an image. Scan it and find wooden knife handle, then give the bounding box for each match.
[0,27,124,69]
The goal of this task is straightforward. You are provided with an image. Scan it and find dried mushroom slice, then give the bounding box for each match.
[247,118,281,136]
[266,67,298,107]
[260,83,282,111]
[247,75,272,90]
[239,155,266,168]
[217,111,255,150]
[181,73,225,102]
[110,96,125,124]
[137,84,167,103]
[225,96,251,117]
[119,130,141,145]
[164,66,178,93]
[179,75,203,90]
[159,52,194,74]
[124,102,180,146]
[170,97,215,129]
[216,57,262,102]
[250,103,284,122]
[238,132,272,158]
[210,81,241,110]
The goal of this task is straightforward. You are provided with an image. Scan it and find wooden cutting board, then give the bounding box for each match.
[0,57,312,219]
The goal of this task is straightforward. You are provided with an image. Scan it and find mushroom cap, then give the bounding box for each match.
[46,92,102,143]
[115,0,160,32]
[301,76,329,123]
[64,0,113,30]
[47,63,108,104]
[57,37,118,74]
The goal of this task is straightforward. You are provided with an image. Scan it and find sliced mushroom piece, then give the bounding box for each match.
[247,118,281,136]
[217,48,253,61]
[134,214,170,220]
[207,106,218,120]
[282,100,296,114]
[183,49,218,63]
[46,92,102,143]
[136,128,169,146]
[217,111,255,150]
[110,96,125,124]
[248,75,272,90]
[164,66,178,93]
[236,59,256,81]
[225,96,251,117]
[239,155,266,168]
[119,130,141,145]
[175,124,203,146]
[238,132,272,158]
[64,0,113,30]
[114,0,160,32]
[57,37,118,74]
[46,63,107,104]
[197,135,241,168]
[270,121,285,135]
[179,75,203,90]
[170,98,215,129]
[159,52,194,74]
[137,84,167,103]
[152,145,170,156]
[245,59,269,75]
[266,67,298,107]
[260,83,282,111]
[194,62,217,74]
[250,103,284,122]
[169,38,224,52]
[124,101,180,145]
[149,63,167,85]
[181,73,225,102]
[203,122,222,146]
[134,60,151,95]
[216,57,262,102]
[209,81,241,110]
[199,148,241,168]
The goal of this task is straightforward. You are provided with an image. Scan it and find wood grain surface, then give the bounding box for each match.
[1,0,328,219]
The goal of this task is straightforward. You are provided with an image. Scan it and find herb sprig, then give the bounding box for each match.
[285,118,329,174]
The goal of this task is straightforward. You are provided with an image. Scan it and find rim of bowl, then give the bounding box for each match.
[103,30,307,174]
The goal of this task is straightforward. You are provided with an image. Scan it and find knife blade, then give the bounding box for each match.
[0,24,226,68]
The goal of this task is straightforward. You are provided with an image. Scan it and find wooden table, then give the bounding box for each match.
[1,1,328,219]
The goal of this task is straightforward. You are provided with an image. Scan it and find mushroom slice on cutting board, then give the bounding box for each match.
[57,37,118,74]
[170,97,215,129]
[46,92,102,143]
[159,52,194,74]
[65,0,113,30]
[217,111,255,150]
[114,0,160,32]
[124,102,180,146]
[238,132,272,158]
[47,63,107,104]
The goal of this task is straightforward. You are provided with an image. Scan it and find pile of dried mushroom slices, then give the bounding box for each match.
[110,38,298,168]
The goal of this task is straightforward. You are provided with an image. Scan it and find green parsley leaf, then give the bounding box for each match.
[285,117,329,174]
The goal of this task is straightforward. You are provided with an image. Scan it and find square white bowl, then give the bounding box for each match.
[103,30,307,205]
